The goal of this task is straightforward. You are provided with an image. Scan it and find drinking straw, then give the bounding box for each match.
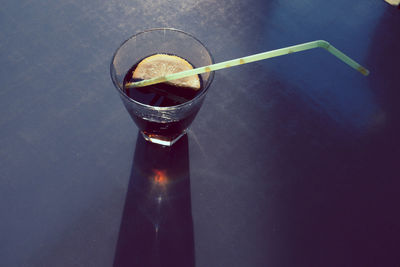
[126,40,369,88]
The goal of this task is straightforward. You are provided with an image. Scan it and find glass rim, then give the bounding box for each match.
[110,28,215,111]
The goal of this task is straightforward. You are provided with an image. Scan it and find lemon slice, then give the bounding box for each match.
[132,54,201,90]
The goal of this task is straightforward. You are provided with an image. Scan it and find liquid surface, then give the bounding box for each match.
[123,54,203,107]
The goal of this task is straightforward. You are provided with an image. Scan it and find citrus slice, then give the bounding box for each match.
[132,54,201,90]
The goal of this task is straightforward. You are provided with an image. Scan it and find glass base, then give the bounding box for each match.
[141,131,187,146]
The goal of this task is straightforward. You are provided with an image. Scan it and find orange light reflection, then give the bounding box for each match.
[153,169,168,186]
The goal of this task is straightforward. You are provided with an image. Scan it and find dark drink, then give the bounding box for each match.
[122,54,204,141]
[111,28,214,146]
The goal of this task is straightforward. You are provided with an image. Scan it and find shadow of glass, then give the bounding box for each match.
[113,134,194,267]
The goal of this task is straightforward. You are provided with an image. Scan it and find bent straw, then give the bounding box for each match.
[126,40,369,88]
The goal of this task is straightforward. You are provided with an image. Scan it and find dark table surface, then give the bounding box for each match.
[1,0,399,266]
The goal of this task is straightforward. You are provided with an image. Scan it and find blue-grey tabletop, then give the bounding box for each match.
[1,0,399,266]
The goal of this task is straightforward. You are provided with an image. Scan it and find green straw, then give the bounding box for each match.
[126,40,369,88]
